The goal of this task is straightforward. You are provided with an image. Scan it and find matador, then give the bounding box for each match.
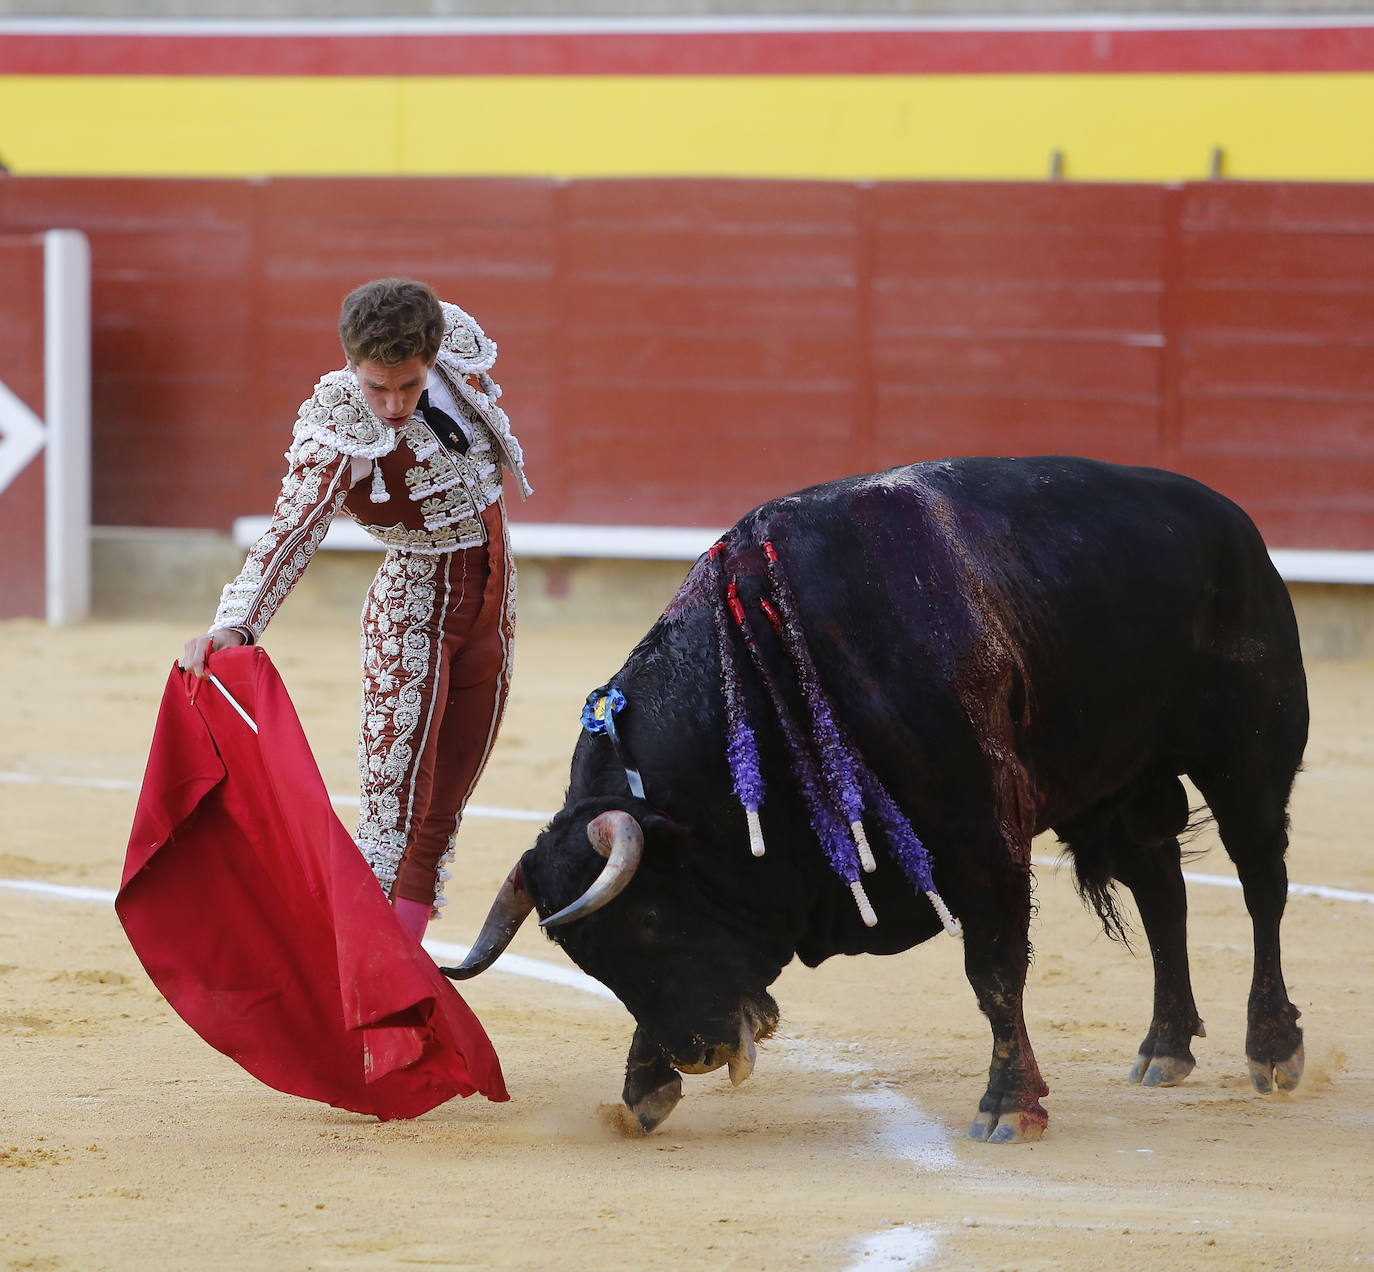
[181,279,531,941]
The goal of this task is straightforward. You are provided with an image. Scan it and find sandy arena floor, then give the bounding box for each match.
[1,605,1372,1271]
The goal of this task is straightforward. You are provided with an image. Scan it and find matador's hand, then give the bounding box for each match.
[179,628,247,679]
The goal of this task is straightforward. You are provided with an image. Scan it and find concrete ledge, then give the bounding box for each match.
[1268,550,1374,586]
[92,524,693,630]
[92,524,1374,657]
[1286,582,1374,661]
[91,525,245,623]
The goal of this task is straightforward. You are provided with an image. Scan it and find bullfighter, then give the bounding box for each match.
[181,277,531,941]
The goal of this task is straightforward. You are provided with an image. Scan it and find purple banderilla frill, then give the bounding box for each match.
[708,543,766,857]
[857,768,962,937]
[723,570,877,928]
[763,540,959,937]
[709,535,959,938]
[762,540,877,875]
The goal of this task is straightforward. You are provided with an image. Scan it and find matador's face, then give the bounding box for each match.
[348,355,433,431]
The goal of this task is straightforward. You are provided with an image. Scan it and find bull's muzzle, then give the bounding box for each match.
[673,1013,759,1086]
[623,999,776,1134]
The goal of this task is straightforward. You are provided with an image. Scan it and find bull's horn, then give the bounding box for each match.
[540,810,644,928]
[728,1013,757,1087]
[439,863,534,980]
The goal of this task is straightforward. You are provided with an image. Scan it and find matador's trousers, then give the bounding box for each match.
[354,501,514,914]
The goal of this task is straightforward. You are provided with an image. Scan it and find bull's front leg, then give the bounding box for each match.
[960,862,1049,1144]
[622,1025,683,1133]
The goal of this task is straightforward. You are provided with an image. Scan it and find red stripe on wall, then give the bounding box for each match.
[3,28,1374,77]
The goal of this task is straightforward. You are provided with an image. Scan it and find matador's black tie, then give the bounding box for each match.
[418,389,470,455]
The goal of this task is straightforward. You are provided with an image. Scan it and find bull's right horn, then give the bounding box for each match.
[439,863,534,980]
[540,810,644,928]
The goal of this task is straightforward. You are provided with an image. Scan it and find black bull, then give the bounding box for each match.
[448,456,1309,1143]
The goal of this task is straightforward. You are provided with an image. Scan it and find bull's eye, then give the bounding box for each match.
[638,907,662,938]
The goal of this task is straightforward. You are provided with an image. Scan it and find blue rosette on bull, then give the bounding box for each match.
[580,684,646,800]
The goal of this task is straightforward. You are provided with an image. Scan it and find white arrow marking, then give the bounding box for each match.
[0,375,45,497]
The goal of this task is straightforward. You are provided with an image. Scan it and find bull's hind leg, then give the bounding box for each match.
[1111,834,1206,1088]
[1189,764,1305,1093]
[960,849,1049,1144]
[1189,642,1308,1090]
[1059,774,1204,1088]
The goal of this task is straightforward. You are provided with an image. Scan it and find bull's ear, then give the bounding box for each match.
[631,806,698,871]
[638,807,691,839]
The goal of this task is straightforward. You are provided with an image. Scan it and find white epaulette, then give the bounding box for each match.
[291,370,399,460]
[439,301,498,373]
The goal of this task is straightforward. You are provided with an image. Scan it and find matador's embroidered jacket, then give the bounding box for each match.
[212,302,532,641]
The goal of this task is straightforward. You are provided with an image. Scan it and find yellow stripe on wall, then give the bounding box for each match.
[3,74,1372,181]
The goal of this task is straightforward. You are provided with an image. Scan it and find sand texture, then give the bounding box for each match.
[2,611,1371,1271]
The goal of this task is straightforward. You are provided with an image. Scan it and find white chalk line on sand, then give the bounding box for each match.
[4,890,946,1270]
[774,1038,953,1269]
[846,1226,941,1272]
[0,876,616,1001]
[5,779,952,1270]
[1029,854,1374,906]
[0,769,550,825]
[12,771,1373,1272]
[6,767,1371,905]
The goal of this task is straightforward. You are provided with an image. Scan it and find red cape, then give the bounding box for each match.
[117,646,508,1119]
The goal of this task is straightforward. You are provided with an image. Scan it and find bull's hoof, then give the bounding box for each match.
[968,1107,1047,1144]
[624,1073,683,1134]
[1248,1043,1304,1095]
[1128,1051,1196,1087]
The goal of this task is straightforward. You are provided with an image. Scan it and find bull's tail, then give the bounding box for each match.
[1058,774,1210,946]
[1066,849,1135,948]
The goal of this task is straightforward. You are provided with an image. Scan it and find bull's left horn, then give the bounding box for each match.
[540,810,644,928]
[439,863,534,980]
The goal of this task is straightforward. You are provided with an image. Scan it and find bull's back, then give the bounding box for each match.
[896,455,1300,676]
[766,455,1287,655]
[752,457,1302,821]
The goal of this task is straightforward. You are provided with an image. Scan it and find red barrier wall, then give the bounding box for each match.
[1173,184,1374,548]
[1,176,1371,549]
[0,234,46,618]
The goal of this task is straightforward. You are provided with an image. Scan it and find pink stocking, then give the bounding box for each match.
[394,897,431,942]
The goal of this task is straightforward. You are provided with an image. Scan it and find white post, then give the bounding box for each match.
[44,229,91,626]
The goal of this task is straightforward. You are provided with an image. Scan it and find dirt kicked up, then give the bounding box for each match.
[1,614,1372,1271]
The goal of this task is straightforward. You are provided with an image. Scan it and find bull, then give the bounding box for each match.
[447,456,1309,1143]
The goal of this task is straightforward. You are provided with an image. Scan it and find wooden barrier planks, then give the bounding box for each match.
[1,174,1371,549]
[1174,182,1374,549]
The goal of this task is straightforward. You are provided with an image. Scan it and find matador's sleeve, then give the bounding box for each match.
[210,432,353,643]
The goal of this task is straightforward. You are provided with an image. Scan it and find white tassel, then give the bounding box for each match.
[926,889,962,938]
[370,463,390,503]
[851,820,877,873]
[850,879,877,928]
[745,807,766,857]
